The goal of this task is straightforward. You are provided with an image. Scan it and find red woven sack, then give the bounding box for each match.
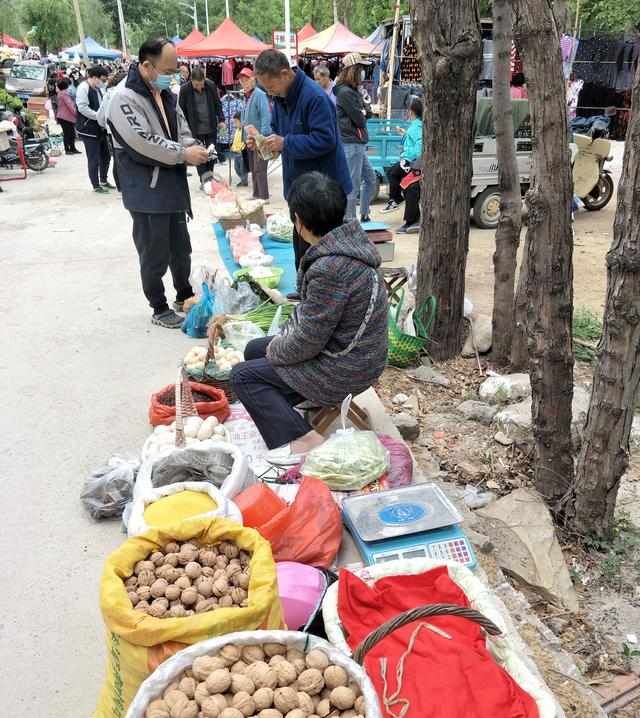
[148,381,230,426]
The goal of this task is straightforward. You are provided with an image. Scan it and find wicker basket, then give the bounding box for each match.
[184,323,236,402]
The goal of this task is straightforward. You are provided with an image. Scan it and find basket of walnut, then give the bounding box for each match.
[124,631,382,718]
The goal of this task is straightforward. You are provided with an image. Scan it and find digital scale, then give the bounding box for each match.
[342,484,477,569]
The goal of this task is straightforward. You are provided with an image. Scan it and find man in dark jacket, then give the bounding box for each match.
[178,66,225,187]
[76,65,112,193]
[253,49,352,273]
[107,37,209,329]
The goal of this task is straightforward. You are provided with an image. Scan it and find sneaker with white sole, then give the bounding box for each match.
[151,309,184,329]
[380,199,401,213]
[265,443,306,467]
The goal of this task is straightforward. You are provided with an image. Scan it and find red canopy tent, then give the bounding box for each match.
[297,24,317,42]
[0,33,26,49]
[182,18,270,57]
[298,22,378,56]
[176,28,205,52]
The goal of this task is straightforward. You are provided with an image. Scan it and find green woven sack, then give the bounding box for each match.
[387,291,437,368]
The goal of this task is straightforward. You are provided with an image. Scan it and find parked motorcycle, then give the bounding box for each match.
[0,108,49,172]
[571,116,614,212]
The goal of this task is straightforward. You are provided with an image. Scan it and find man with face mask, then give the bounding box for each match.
[107,37,210,328]
[76,65,113,193]
[253,49,352,275]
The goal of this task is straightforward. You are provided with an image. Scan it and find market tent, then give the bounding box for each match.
[297,24,317,42]
[64,36,122,60]
[299,22,379,56]
[175,28,205,52]
[0,33,25,49]
[182,18,270,57]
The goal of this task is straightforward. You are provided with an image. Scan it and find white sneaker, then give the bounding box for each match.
[265,443,306,466]
[380,200,401,213]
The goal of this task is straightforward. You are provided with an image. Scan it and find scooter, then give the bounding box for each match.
[571,117,614,212]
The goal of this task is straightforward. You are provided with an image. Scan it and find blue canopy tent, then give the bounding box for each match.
[63,37,122,60]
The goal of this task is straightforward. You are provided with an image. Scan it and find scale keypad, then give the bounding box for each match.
[427,538,473,566]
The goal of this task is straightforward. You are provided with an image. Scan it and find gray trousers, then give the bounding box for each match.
[247,148,269,200]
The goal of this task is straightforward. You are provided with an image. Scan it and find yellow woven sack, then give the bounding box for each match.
[143,490,217,527]
[93,517,283,718]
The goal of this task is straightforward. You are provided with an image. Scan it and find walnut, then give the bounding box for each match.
[172,700,198,718]
[230,673,255,695]
[323,666,347,690]
[125,576,138,589]
[353,696,365,715]
[304,651,329,672]
[232,690,256,717]
[297,669,324,696]
[146,698,170,718]
[169,604,189,617]
[347,682,360,697]
[150,578,169,598]
[163,681,180,698]
[258,710,284,718]
[215,555,229,570]
[214,568,227,581]
[150,551,165,566]
[219,709,244,718]
[329,687,355,711]
[232,572,250,589]
[134,560,156,575]
[178,545,199,565]
[226,563,242,580]
[219,595,234,608]
[164,689,188,710]
[239,550,251,565]
[185,562,202,580]
[196,576,215,598]
[196,598,216,614]
[242,645,265,664]
[274,687,298,714]
[315,699,331,718]
[200,550,218,567]
[264,643,287,658]
[220,541,240,559]
[274,660,297,687]
[192,655,227,681]
[230,660,248,674]
[340,710,357,718]
[231,588,248,605]
[200,696,221,717]
[284,710,306,718]
[165,584,181,602]
[253,685,275,710]
[269,655,285,666]
[164,553,180,567]
[296,691,315,716]
[181,587,198,606]
[128,591,140,606]
[175,575,192,591]
[164,542,180,554]
[202,566,215,577]
[165,567,182,583]
[178,676,197,699]
[212,577,229,597]
[137,569,156,587]
[286,649,305,664]
[194,681,210,706]
[148,598,169,617]
[135,600,151,612]
[247,662,278,690]
[205,668,232,694]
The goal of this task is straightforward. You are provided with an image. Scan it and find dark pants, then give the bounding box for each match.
[106,135,120,191]
[83,134,110,188]
[58,119,77,152]
[403,180,421,226]
[130,211,194,314]
[247,148,269,200]
[231,337,311,449]
[195,133,216,179]
[387,161,406,203]
[292,225,310,271]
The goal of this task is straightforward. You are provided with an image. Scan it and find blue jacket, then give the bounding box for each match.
[271,69,352,198]
[242,86,271,137]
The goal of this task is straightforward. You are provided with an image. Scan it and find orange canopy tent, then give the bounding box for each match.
[176,28,205,52]
[298,22,379,56]
[182,17,271,57]
[297,24,317,42]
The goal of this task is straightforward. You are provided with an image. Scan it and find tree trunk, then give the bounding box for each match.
[411,0,482,360]
[491,0,522,366]
[510,241,529,370]
[570,64,640,537]
[513,0,575,504]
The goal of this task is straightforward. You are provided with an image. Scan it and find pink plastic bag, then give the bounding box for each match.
[209,178,236,202]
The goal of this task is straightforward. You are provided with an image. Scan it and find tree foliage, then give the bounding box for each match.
[569,0,640,31]
[21,0,76,54]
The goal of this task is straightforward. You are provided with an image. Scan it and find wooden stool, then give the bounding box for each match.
[382,267,409,304]
[310,399,371,435]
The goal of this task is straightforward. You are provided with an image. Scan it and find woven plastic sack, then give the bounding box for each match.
[148,381,229,427]
[123,630,381,718]
[126,481,243,536]
[92,517,283,718]
[241,477,342,568]
[134,441,252,501]
[182,283,214,338]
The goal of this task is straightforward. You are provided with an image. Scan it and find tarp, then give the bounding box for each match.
[63,36,122,60]
[182,18,270,58]
[0,33,25,49]
[474,98,531,138]
[299,22,379,56]
[297,24,317,42]
[175,28,205,52]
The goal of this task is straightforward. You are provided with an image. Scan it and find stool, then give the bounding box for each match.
[382,267,409,304]
[310,399,371,435]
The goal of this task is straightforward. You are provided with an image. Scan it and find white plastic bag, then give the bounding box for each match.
[126,481,242,536]
[124,630,382,718]
[302,395,390,490]
[134,441,250,501]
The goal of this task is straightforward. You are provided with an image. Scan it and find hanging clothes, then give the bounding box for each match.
[222,58,236,87]
[338,567,540,718]
[400,37,421,84]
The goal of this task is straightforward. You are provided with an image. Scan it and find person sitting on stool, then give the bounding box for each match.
[231,171,388,466]
[397,165,421,234]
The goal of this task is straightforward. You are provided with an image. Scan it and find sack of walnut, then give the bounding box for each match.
[124,630,382,718]
[93,518,283,718]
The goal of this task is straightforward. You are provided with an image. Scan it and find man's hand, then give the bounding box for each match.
[263,134,284,153]
[184,145,210,165]
[245,136,257,151]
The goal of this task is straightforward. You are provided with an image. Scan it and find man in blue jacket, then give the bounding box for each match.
[253,49,352,273]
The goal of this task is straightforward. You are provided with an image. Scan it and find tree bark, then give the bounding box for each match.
[510,244,530,369]
[410,0,482,360]
[491,0,522,366]
[513,0,575,504]
[570,63,640,536]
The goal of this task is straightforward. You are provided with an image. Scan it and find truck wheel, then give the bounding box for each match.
[583,173,614,212]
[473,187,502,229]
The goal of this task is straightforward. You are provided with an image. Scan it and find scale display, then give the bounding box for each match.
[342,484,476,569]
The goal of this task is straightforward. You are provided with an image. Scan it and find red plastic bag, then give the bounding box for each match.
[148,381,230,427]
[235,478,342,568]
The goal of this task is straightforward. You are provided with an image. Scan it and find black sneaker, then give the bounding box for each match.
[406,223,420,234]
[396,223,410,234]
[236,180,249,187]
[94,186,109,194]
[286,291,301,301]
[360,215,371,223]
[173,298,193,314]
[380,200,401,214]
[151,309,184,328]
[101,181,116,189]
